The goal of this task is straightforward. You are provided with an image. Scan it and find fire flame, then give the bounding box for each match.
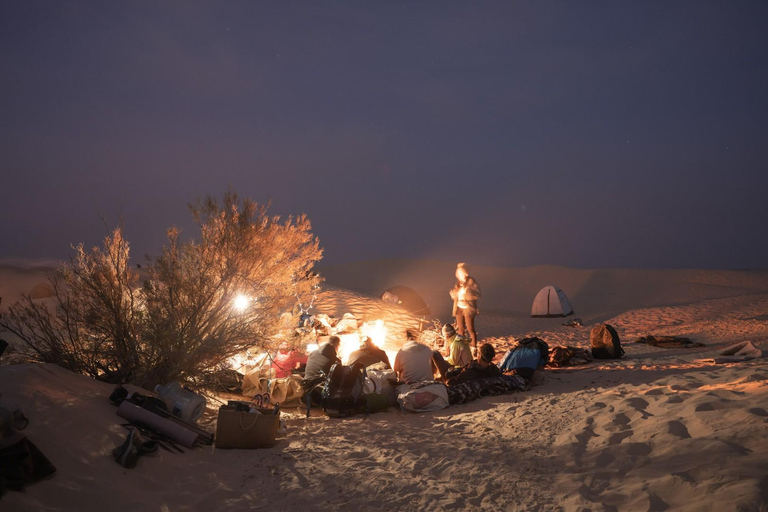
[361,319,387,348]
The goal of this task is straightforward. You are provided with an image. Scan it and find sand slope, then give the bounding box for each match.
[2,260,768,511]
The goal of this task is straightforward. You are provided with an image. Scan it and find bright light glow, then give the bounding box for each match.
[337,333,361,364]
[233,294,250,312]
[360,320,387,348]
[306,343,318,354]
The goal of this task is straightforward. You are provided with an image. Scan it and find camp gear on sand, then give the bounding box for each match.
[549,346,593,367]
[531,285,573,318]
[215,404,280,449]
[301,374,326,417]
[498,337,549,379]
[117,401,199,449]
[252,393,270,409]
[362,368,397,412]
[321,362,367,418]
[364,392,391,413]
[397,381,449,412]
[109,384,129,406]
[112,426,158,468]
[590,324,625,359]
[694,341,762,364]
[446,374,528,406]
[154,382,206,423]
[0,438,56,495]
[635,335,705,349]
[0,402,56,495]
[111,387,214,446]
[381,285,431,316]
[563,318,582,327]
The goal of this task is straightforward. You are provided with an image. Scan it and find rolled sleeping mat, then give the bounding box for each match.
[117,401,198,448]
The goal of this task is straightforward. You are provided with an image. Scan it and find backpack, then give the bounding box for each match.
[549,346,594,367]
[517,337,549,365]
[321,362,367,418]
[590,324,625,359]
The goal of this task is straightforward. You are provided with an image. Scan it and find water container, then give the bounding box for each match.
[154,382,206,423]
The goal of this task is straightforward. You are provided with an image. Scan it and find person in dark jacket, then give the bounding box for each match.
[304,336,341,381]
[449,262,481,356]
[441,343,500,386]
[347,336,391,369]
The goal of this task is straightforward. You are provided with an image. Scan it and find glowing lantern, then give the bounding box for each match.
[233,294,250,312]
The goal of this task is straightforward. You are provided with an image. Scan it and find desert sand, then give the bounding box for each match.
[2,261,768,511]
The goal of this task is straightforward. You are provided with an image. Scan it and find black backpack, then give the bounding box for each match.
[590,324,625,359]
[321,362,367,418]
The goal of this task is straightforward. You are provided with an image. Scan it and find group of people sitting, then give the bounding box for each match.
[393,327,502,387]
[303,323,532,392]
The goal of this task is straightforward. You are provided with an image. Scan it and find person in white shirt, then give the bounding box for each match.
[393,330,435,383]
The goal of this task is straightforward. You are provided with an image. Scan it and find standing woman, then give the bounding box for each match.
[450,262,481,356]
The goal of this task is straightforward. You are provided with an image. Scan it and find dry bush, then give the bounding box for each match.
[0,191,322,388]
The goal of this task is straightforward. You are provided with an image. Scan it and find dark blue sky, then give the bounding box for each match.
[2,2,767,268]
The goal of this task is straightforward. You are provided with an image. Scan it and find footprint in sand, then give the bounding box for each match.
[624,397,649,410]
[666,420,691,439]
[596,451,616,466]
[586,402,607,412]
[694,402,721,412]
[607,431,634,445]
[626,442,652,456]
[609,412,632,430]
[644,388,665,396]
[665,395,686,404]
[672,471,697,485]
[747,407,768,417]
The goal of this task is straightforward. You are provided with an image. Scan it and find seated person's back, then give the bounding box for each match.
[393,335,434,383]
[347,336,391,369]
[304,336,341,381]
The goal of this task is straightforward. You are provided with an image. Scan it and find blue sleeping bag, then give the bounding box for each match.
[498,347,544,372]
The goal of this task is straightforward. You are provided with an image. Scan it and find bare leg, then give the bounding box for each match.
[455,307,466,336]
[432,351,452,380]
[465,312,478,352]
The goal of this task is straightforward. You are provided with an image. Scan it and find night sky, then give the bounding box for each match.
[2,2,767,269]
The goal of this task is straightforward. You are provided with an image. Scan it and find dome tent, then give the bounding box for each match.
[531,285,574,318]
[381,285,430,316]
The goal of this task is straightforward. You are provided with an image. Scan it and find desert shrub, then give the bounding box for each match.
[0,191,322,388]
[0,227,141,382]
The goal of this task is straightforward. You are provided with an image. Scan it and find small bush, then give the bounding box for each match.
[0,191,322,388]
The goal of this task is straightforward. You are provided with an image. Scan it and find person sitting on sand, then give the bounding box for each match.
[441,324,473,368]
[449,262,481,356]
[437,343,500,386]
[304,336,341,381]
[393,330,435,383]
[272,341,309,378]
[348,336,391,369]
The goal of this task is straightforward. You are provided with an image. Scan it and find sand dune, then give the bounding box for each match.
[2,260,768,511]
